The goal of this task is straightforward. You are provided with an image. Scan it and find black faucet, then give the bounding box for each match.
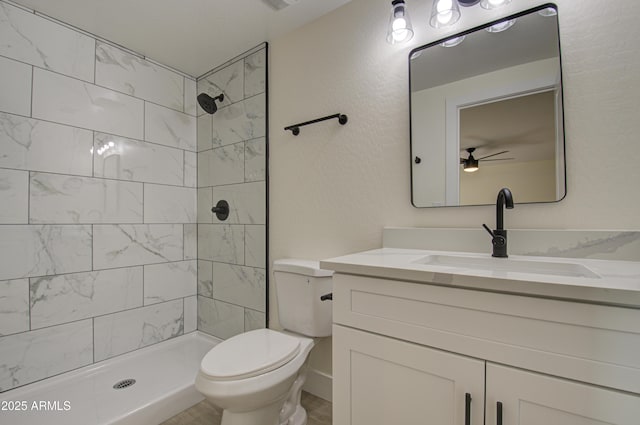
[482,188,514,258]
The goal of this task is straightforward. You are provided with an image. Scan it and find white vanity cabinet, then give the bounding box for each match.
[330,273,640,425]
[333,325,484,425]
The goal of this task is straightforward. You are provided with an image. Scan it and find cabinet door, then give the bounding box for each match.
[486,363,640,425]
[333,325,485,425]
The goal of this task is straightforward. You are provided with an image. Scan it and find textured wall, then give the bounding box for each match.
[0,1,198,392]
[196,46,268,339]
[269,0,640,374]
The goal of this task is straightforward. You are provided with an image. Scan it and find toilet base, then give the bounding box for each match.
[283,405,307,425]
[220,399,284,425]
[279,363,308,425]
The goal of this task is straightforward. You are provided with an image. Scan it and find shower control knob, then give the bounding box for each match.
[211,200,229,221]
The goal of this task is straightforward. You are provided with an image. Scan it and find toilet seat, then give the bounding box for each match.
[200,329,301,381]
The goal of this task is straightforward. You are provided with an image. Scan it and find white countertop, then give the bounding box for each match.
[321,248,640,307]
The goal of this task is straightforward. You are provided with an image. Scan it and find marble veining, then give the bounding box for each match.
[184,150,197,187]
[29,267,143,329]
[517,231,640,261]
[210,182,266,225]
[184,296,198,333]
[195,45,267,338]
[197,60,243,115]
[93,299,183,361]
[0,55,32,116]
[0,112,94,176]
[383,228,640,262]
[96,41,184,111]
[32,68,144,140]
[244,49,266,98]
[245,225,266,268]
[0,225,92,281]
[143,184,196,224]
[29,172,143,224]
[145,102,197,151]
[211,263,266,312]
[143,260,197,305]
[197,261,213,298]
[93,132,184,186]
[198,143,245,187]
[0,279,29,336]
[198,224,245,264]
[0,168,28,224]
[211,93,266,147]
[197,114,213,152]
[0,2,95,82]
[184,78,197,116]
[244,309,266,333]
[0,1,200,394]
[184,224,197,260]
[93,224,183,270]
[197,296,244,340]
[245,137,266,182]
[0,319,93,392]
[197,188,213,224]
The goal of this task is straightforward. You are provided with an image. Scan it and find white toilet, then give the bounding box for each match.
[195,259,333,425]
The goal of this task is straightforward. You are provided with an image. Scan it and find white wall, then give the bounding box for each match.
[460,159,556,205]
[269,0,640,375]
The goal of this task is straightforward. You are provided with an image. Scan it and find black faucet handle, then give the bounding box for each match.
[482,223,495,238]
[483,224,507,256]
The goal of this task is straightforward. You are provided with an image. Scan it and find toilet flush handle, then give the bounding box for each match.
[320,293,333,301]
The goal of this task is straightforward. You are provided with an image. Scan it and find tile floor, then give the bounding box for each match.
[160,391,332,425]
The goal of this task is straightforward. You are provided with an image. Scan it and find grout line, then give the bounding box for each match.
[3,0,195,79]
[0,52,192,115]
[29,65,34,118]
[197,43,266,81]
[0,108,197,155]
[3,0,34,13]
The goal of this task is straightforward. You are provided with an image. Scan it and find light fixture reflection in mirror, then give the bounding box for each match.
[409,4,565,208]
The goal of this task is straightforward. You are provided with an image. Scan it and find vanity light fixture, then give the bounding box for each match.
[428,0,512,30]
[480,0,511,9]
[429,0,461,28]
[387,0,414,44]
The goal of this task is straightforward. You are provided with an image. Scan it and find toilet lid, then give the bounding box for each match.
[200,329,301,380]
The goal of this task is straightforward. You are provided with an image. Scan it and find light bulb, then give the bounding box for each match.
[108,141,115,147]
[480,0,511,10]
[430,0,461,28]
[386,0,414,44]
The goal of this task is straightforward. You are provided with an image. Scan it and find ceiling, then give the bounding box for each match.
[11,0,351,77]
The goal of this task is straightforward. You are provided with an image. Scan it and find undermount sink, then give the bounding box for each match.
[413,254,601,279]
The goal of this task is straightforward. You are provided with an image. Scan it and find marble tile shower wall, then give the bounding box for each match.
[196,46,267,340]
[0,1,198,392]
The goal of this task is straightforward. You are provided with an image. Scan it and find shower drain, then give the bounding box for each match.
[112,379,136,390]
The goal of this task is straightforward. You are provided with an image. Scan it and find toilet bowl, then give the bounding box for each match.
[195,259,333,425]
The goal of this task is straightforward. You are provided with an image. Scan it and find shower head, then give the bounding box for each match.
[197,93,224,114]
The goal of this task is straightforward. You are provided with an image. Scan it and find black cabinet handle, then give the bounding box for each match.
[497,401,503,425]
[465,393,472,425]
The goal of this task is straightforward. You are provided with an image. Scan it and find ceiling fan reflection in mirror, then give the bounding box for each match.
[460,147,513,172]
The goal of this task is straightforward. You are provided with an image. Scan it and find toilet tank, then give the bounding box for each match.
[273,259,333,337]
